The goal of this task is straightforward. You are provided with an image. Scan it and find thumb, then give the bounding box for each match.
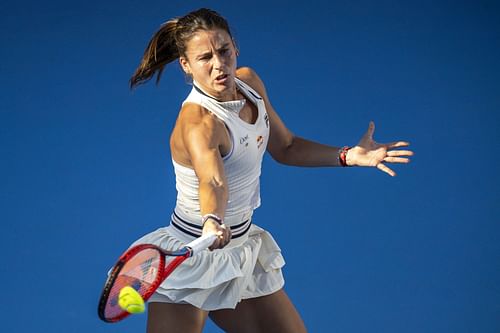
[365,121,375,140]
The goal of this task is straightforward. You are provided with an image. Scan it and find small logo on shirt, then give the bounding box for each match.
[240,134,249,147]
[257,135,264,149]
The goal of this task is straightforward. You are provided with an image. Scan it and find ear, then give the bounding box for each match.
[179,57,191,75]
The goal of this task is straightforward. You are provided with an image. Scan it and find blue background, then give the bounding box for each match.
[1,1,499,332]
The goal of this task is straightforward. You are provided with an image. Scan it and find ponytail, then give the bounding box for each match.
[129,19,179,89]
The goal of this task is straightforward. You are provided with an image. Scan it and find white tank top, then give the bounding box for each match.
[172,77,270,231]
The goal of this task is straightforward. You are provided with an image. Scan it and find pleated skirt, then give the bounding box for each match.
[128,223,285,311]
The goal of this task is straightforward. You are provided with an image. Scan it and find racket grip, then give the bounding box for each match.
[186,233,217,256]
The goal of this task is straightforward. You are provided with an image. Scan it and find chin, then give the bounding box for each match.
[213,81,233,91]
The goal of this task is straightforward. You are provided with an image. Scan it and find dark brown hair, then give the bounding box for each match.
[130,8,234,89]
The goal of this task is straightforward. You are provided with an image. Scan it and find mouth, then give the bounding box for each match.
[214,73,229,83]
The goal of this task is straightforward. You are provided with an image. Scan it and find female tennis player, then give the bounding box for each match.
[128,8,413,333]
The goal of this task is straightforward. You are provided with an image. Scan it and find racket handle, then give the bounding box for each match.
[186,233,217,256]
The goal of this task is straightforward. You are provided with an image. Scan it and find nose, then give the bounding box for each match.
[212,53,224,69]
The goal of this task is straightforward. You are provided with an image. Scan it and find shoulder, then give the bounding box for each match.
[178,102,217,125]
[177,102,224,136]
[171,103,229,164]
[236,67,269,99]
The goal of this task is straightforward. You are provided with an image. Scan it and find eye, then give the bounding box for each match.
[198,53,212,61]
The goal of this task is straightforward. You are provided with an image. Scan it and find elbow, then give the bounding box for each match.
[269,137,295,165]
[270,150,289,165]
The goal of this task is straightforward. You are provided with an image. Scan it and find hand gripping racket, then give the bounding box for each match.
[98,233,217,323]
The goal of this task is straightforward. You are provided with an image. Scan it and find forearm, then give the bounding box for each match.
[198,180,228,218]
[272,136,344,167]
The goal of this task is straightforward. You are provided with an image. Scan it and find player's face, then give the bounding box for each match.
[179,29,238,101]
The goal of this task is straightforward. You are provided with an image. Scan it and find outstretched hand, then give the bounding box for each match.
[346,121,413,176]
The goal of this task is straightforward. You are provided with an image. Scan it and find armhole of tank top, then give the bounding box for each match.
[222,124,234,161]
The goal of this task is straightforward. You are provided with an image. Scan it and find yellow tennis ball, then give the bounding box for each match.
[118,286,145,314]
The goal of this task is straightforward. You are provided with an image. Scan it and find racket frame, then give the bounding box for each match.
[98,233,216,323]
[98,244,190,322]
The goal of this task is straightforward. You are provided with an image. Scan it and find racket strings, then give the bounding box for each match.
[104,248,163,320]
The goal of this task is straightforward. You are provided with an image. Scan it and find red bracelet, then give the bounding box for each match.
[339,146,351,167]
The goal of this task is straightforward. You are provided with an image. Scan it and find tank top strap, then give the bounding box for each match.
[235,77,264,104]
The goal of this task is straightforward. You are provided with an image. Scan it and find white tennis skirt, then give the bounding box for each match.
[128,223,285,311]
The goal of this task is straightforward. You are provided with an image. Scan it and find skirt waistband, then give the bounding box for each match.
[170,211,253,239]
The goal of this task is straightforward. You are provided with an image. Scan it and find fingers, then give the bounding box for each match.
[385,147,413,164]
[383,156,411,164]
[386,141,411,149]
[208,224,232,250]
[386,149,413,157]
[219,224,232,247]
[378,146,413,174]
[376,163,396,177]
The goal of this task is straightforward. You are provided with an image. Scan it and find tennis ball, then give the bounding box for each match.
[118,286,145,314]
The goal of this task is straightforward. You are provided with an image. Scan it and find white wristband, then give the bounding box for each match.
[201,213,223,226]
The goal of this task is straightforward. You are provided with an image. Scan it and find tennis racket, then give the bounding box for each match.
[98,233,217,323]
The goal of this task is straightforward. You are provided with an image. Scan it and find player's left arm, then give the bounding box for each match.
[237,67,343,167]
[236,67,414,176]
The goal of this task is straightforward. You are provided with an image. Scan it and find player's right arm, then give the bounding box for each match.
[170,103,232,249]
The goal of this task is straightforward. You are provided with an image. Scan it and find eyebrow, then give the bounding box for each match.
[195,43,231,60]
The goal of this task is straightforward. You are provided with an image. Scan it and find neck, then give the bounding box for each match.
[193,80,240,102]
